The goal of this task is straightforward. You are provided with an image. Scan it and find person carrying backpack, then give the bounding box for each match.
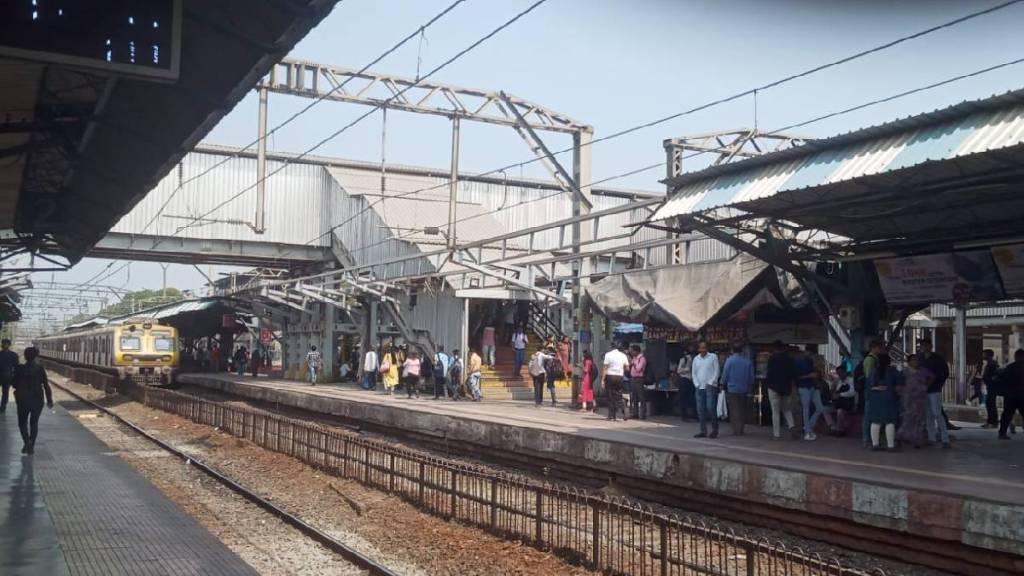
[529,348,555,407]
[433,346,451,400]
[447,350,463,400]
[14,347,53,455]
[544,345,562,406]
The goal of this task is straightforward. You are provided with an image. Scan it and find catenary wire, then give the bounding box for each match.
[258,0,1024,261]
[70,1,1023,296]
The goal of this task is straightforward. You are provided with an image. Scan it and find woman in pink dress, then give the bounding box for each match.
[557,336,571,382]
[579,350,596,412]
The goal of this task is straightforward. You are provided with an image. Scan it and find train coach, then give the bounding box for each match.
[36,318,180,386]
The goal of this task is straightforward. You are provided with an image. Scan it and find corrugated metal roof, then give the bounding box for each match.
[653,89,1024,222]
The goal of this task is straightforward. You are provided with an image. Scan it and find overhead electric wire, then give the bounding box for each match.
[68,0,550,295]
[280,52,1024,271]
[71,0,1022,294]
[138,0,470,237]
[260,0,1024,262]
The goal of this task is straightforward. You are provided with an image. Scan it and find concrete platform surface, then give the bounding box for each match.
[181,373,1024,558]
[0,397,257,576]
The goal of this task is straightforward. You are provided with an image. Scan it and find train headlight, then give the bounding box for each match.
[123,354,132,361]
[161,356,172,362]
[162,367,172,373]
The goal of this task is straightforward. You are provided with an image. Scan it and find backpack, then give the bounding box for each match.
[549,356,564,378]
[421,356,434,378]
[449,358,462,382]
[588,360,599,382]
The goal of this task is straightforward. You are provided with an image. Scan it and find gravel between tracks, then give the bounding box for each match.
[175,383,953,576]
[55,377,599,576]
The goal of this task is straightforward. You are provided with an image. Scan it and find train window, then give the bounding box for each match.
[120,336,142,351]
[153,333,175,352]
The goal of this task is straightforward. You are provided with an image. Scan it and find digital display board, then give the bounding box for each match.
[0,0,181,81]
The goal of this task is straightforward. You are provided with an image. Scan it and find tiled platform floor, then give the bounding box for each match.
[0,397,256,576]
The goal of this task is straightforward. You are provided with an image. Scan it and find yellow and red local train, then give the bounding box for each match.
[36,318,179,386]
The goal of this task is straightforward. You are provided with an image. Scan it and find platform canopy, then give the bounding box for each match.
[584,256,802,331]
[648,89,1024,261]
[1,1,339,270]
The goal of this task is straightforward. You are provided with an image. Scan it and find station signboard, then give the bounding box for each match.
[990,243,1024,297]
[0,0,181,82]
[874,251,1005,305]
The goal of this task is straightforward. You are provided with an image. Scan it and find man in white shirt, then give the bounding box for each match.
[602,343,630,421]
[690,341,720,438]
[361,345,378,390]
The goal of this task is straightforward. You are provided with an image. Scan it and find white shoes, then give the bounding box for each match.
[803,432,817,441]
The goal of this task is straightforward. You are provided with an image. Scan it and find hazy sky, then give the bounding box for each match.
[27,0,1024,314]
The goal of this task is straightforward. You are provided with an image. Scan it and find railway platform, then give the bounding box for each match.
[181,372,1024,573]
[0,397,256,576]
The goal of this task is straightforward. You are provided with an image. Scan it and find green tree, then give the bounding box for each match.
[101,287,185,318]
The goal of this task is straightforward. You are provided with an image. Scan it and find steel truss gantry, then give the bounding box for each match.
[663,128,808,179]
[247,56,596,363]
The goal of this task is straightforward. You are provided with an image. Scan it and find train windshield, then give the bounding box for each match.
[120,336,142,351]
[153,334,175,352]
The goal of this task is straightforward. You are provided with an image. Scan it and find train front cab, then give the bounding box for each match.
[115,323,179,386]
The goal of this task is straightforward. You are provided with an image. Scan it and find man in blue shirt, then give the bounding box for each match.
[720,342,755,436]
[796,344,835,441]
[433,346,452,400]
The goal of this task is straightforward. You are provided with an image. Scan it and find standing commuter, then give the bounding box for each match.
[362,345,379,391]
[528,347,555,407]
[691,342,720,438]
[467,349,483,402]
[796,344,834,441]
[602,343,629,421]
[980,349,1001,428]
[14,347,53,455]
[765,341,798,439]
[998,349,1024,440]
[448,350,463,399]
[481,323,496,369]
[676,347,695,420]
[0,339,18,413]
[250,347,262,378]
[433,346,451,400]
[919,340,951,449]
[628,345,649,420]
[720,343,755,436]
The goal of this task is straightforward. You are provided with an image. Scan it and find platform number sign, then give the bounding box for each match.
[0,0,181,82]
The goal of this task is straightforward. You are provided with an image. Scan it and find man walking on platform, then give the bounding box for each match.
[14,347,53,455]
[721,343,755,436]
[467,349,483,401]
[0,338,18,413]
[691,342,720,438]
[306,345,323,385]
[602,343,629,421]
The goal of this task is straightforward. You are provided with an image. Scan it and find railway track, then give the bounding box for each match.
[50,378,400,576]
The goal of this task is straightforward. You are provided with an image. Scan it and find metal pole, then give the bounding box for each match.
[955,305,967,404]
[255,85,269,234]
[448,116,460,250]
[461,297,469,380]
[571,131,593,368]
